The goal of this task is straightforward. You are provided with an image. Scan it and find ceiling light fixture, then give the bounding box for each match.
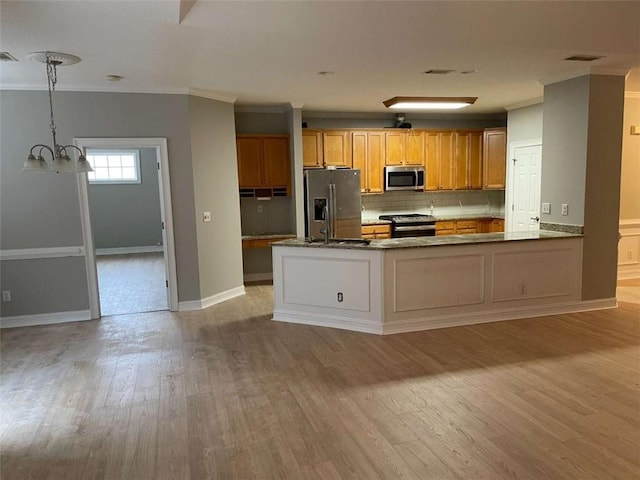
[383,96,477,110]
[22,51,93,174]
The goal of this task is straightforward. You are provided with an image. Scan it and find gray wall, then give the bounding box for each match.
[0,90,201,318]
[507,103,543,144]
[541,76,590,225]
[189,96,244,298]
[235,111,289,134]
[541,74,625,301]
[88,148,163,249]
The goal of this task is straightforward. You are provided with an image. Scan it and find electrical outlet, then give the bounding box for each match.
[542,203,550,214]
[561,204,568,216]
[203,211,211,222]
[2,290,11,302]
[257,205,263,214]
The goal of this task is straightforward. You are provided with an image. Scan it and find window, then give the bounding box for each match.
[86,149,141,184]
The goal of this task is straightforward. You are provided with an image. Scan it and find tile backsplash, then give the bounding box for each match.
[361,190,505,220]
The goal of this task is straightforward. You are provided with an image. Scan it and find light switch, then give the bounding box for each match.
[561,204,568,216]
[203,211,211,222]
[542,202,550,214]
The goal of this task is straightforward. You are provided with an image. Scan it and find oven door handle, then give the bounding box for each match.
[394,225,436,232]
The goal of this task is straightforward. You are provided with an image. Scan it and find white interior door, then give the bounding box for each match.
[508,142,542,232]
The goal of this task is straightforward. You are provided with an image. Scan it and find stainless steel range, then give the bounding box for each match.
[378,213,436,238]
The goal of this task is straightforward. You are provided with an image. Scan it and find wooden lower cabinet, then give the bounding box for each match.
[437,218,508,236]
[242,236,294,249]
[362,223,391,239]
[491,219,505,232]
[435,221,456,236]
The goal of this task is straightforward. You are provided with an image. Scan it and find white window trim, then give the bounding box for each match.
[87,149,141,184]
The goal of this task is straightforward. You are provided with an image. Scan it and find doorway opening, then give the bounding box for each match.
[75,138,178,318]
[87,148,166,315]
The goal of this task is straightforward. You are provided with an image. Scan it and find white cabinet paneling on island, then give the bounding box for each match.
[272,232,584,334]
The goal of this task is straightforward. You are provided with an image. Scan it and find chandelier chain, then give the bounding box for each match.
[46,55,59,150]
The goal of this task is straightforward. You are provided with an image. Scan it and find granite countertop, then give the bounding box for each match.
[242,233,296,241]
[272,230,582,250]
[361,219,392,225]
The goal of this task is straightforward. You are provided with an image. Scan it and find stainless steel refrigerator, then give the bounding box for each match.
[304,169,362,240]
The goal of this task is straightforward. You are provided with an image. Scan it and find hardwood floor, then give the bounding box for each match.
[1,285,639,479]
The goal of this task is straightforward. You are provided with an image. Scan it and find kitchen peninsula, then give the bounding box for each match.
[272,231,583,334]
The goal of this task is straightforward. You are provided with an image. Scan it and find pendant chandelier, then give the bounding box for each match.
[22,51,93,174]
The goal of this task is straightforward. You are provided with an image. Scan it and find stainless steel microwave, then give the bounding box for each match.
[384,166,425,191]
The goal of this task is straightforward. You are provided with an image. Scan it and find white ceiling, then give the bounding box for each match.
[1,1,639,113]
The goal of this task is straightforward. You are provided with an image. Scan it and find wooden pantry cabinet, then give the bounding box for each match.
[454,131,483,190]
[483,128,507,189]
[236,135,290,192]
[385,130,425,166]
[352,131,385,194]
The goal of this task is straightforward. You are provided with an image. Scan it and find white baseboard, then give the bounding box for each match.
[96,246,163,256]
[244,272,273,283]
[178,286,246,311]
[0,310,93,329]
[272,298,618,336]
[618,266,640,280]
[273,311,383,334]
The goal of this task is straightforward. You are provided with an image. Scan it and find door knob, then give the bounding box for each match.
[531,216,540,222]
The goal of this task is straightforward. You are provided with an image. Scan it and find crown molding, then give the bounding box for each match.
[504,97,544,111]
[289,102,304,110]
[234,105,287,113]
[539,66,631,86]
[188,88,237,103]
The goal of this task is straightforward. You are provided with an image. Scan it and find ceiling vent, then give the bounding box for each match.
[0,52,18,62]
[564,54,604,62]
[423,69,455,75]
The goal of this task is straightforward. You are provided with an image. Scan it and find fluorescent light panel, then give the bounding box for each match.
[383,96,477,110]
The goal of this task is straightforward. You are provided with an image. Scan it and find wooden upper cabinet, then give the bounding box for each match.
[483,128,507,189]
[424,132,439,190]
[385,130,425,166]
[438,131,455,190]
[302,130,323,168]
[405,131,425,165]
[323,130,352,167]
[366,131,385,193]
[236,135,290,191]
[263,136,290,187]
[454,131,483,190]
[385,131,404,165]
[352,130,385,194]
[424,131,455,191]
[237,137,265,188]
